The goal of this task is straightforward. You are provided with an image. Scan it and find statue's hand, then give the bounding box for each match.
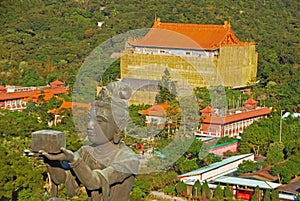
[40,148,76,163]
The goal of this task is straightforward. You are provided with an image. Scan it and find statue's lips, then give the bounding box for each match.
[87,134,95,137]
[87,131,95,136]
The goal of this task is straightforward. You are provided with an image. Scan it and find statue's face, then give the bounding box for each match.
[86,108,116,145]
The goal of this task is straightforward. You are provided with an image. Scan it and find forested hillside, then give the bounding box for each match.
[0,0,298,85]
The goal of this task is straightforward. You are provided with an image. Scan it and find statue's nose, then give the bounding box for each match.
[87,120,94,130]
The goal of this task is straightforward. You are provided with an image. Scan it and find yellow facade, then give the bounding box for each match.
[121,45,257,89]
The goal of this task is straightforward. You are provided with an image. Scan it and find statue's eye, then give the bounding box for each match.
[97,115,108,123]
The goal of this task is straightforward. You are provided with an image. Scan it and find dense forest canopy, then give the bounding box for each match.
[0,0,299,86]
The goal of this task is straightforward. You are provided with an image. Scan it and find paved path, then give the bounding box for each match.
[150,191,187,201]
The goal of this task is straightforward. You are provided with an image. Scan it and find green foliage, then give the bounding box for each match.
[194,86,249,110]
[270,189,280,201]
[266,142,284,165]
[240,112,300,161]
[186,138,203,159]
[217,136,238,145]
[155,68,177,104]
[0,110,43,138]
[193,87,211,109]
[101,59,121,85]
[250,186,260,201]
[176,158,198,174]
[130,187,146,201]
[163,186,176,195]
[192,180,201,197]
[239,118,271,155]
[224,184,233,199]
[262,189,271,201]
[128,104,150,126]
[201,181,211,199]
[0,139,46,200]
[149,171,178,191]
[270,152,300,183]
[237,160,259,175]
[175,180,187,196]
[202,153,222,166]
[213,183,223,200]
[134,174,151,195]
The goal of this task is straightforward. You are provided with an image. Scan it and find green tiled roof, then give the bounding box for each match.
[179,153,253,177]
[210,139,239,149]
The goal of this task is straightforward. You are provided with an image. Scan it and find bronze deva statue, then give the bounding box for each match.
[41,82,139,201]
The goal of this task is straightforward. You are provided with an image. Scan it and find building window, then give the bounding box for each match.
[186,52,190,55]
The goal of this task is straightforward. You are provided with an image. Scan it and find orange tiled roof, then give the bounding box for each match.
[0,90,37,101]
[138,102,168,117]
[244,97,258,105]
[43,87,67,95]
[0,87,67,101]
[48,101,91,115]
[200,107,271,125]
[0,86,6,91]
[50,80,64,85]
[201,106,215,113]
[129,18,251,50]
[25,91,54,103]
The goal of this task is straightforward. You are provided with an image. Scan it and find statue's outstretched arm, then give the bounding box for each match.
[41,148,102,190]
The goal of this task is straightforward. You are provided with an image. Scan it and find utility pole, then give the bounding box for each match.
[279,110,284,143]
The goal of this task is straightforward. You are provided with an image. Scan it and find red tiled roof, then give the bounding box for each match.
[244,97,258,105]
[0,90,36,101]
[201,106,215,113]
[48,101,91,115]
[0,85,6,91]
[0,87,67,101]
[25,91,54,103]
[129,18,251,50]
[199,107,271,125]
[50,80,64,85]
[43,87,67,95]
[138,102,168,117]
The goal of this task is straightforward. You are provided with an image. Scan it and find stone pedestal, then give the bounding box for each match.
[32,130,66,153]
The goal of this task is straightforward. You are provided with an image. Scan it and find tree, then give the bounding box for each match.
[271,189,280,201]
[213,183,223,200]
[251,186,260,201]
[175,180,187,196]
[224,184,233,199]
[130,187,146,201]
[262,189,271,201]
[192,180,201,198]
[177,159,199,174]
[266,142,284,165]
[270,151,300,184]
[0,139,46,200]
[202,181,211,199]
[240,119,271,155]
[155,68,177,104]
[237,160,259,175]
[202,153,221,166]
[164,186,176,195]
